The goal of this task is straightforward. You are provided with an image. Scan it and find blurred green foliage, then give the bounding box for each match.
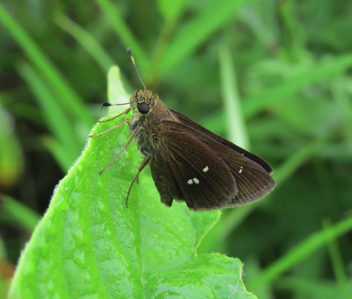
[0,0,351,298]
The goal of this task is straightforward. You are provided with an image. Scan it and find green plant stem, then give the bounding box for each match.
[322,218,350,299]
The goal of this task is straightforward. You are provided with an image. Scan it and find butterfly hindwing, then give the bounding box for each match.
[149,150,182,207]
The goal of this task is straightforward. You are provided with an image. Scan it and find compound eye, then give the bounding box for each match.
[137,102,150,114]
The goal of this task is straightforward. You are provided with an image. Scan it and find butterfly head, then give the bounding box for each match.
[130,89,159,116]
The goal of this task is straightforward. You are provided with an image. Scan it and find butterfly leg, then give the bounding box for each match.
[99,127,141,174]
[126,157,151,208]
[89,119,129,138]
[89,107,131,138]
[98,107,131,123]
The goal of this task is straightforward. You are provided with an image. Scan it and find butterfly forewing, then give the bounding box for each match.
[170,109,274,174]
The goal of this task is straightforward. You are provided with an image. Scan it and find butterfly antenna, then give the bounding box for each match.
[128,48,147,90]
[100,102,129,109]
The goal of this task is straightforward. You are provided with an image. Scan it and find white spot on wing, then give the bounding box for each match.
[193,178,199,184]
[239,166,243,173]
[203,166,209,172]
[187,179,193,185]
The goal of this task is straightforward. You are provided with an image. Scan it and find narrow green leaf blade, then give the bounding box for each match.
[156,0,187,22]
[160,0,245,74]
[0,194,40,233]
[54,14,115,73]
[219,47,249,149]
[95,0,149,71]
[248,215,352,291]
[19,63,82,167]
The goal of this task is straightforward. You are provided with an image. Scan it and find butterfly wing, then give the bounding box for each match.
[199,136,275,206]
[152,118,275,209]
[150,125,238,210]
[170,109,274,174]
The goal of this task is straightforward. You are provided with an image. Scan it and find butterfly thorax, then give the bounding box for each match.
[129,89,177,156]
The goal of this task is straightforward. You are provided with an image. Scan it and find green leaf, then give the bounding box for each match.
[9,67,255,299]
[0,102,23,187]
[145,254,257,298]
